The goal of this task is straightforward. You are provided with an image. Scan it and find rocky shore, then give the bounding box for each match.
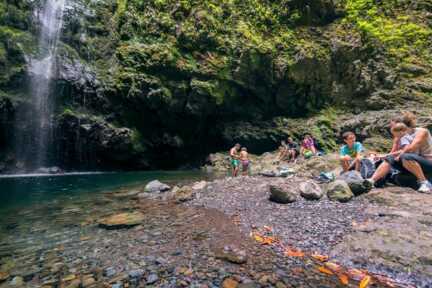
[1,154,431,288]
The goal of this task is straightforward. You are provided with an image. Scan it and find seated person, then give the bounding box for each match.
[286,137,299,162]
[239,147,250,176]
[340,131,363,172]
[277,140,288,162]
[300,134,317,159]
[368,115,432,193]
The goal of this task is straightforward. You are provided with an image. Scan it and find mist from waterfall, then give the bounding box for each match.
[16,0,66,171]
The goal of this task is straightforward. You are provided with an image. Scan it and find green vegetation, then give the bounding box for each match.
[343,0,432,61]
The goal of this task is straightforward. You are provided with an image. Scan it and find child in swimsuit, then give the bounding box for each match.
[240,147,250,176]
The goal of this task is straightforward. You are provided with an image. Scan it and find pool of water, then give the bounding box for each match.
[0,170,210,259]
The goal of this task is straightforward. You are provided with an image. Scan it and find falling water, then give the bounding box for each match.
[17,0,66,170]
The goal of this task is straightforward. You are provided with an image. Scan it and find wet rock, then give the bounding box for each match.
[82,277,95,287]
[222,277,239,288]
[269,185,297,204]
[145,180,171,193]
[338,171,371,195]
[299,181,323,200]
[192,181,207,190]
[260,170,277,177]
[10,276,24,286]
[98,212,144,229]
[111,283,122,288]
[146,273,159,284]
[0,271,9,282]
[104,267,117,277]
[215,246,248,264]
[326,180,354,202]
[174,186,194,203]
[66,279,81,288]
[128,269,144,279]
[237,283,258,288]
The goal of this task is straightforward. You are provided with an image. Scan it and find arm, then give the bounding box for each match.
[390,137,400,153]
[402,129,428,153]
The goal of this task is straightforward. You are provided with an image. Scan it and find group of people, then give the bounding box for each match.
[339,112,432,193]
[277,134,321,163]
[229,144,250,177]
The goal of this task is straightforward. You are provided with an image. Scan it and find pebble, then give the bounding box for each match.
[146,273,159,284]
[104,267,116,277]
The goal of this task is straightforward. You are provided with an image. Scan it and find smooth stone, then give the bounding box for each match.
[144,180,171,193]
[326,180,354,202]
[269,185,297,204]
[146,273,159,284]
[338,170,372,195]
[10,276,24,286]
[299,181,323,200]
[104,267,117,277]
[222,277,239,288]
[98,212,144,229]
[128,269,144,279]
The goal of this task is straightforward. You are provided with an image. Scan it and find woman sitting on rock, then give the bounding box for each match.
[300,134,317,159]
[367,112,432,193]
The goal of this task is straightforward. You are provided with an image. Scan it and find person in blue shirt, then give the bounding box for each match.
[340,131,363,172]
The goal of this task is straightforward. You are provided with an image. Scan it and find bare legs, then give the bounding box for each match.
[402,160,427,182]
[371,161,391,182]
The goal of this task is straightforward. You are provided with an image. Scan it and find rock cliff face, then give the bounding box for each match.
[0,0,431,170]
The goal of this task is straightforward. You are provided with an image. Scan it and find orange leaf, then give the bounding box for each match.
[263,225,273,231]
[338,274,349,285]
[311,253,329,262]
[359,275,371,288]
[285,248,305,257]
[253,234,264,243]
[324,262,341,273]
[318,266,334,275]
[347,269,366,281]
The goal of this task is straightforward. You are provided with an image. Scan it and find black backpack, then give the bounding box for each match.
[360,158,376,179]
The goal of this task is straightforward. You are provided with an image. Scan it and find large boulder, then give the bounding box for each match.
[145,180,171,193]
[299,181,323,200]
[338,171,372,196]
[269,185,297,204]
[326,180,354,202]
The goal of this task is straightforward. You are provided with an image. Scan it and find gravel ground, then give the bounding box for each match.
[189,176,372,255]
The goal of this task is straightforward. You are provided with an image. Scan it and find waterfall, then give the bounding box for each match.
[17,0,66,171]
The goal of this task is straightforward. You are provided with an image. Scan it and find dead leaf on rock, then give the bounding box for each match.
[284,248,305,257]
[359,275,371,288]
[317,266,334,275]
[338,274,349,285]
[311,253,329,262]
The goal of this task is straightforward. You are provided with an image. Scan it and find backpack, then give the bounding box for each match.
[360,158,376,179]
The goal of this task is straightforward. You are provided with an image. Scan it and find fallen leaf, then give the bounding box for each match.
[318,266,334,275]
[285,248,305,257]
[338,274,349,285]
[263,225,273,231]
[347,268,366,281]
[311,253,329,262]
[359,275,371,288]
[324,262,341,273]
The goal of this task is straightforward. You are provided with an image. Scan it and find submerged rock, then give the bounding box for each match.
[299,181,323,200]
[174,186,194,203]
[98,212,144,229]
[215,246,248,264]
[338,171,371,195]
[269,185,297,204]
[326,180,354,202]
[145,180,171,193]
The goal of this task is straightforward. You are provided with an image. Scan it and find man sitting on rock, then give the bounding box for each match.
[340,131,363,173]
[286,137,299,163]
[229,143,241,177]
